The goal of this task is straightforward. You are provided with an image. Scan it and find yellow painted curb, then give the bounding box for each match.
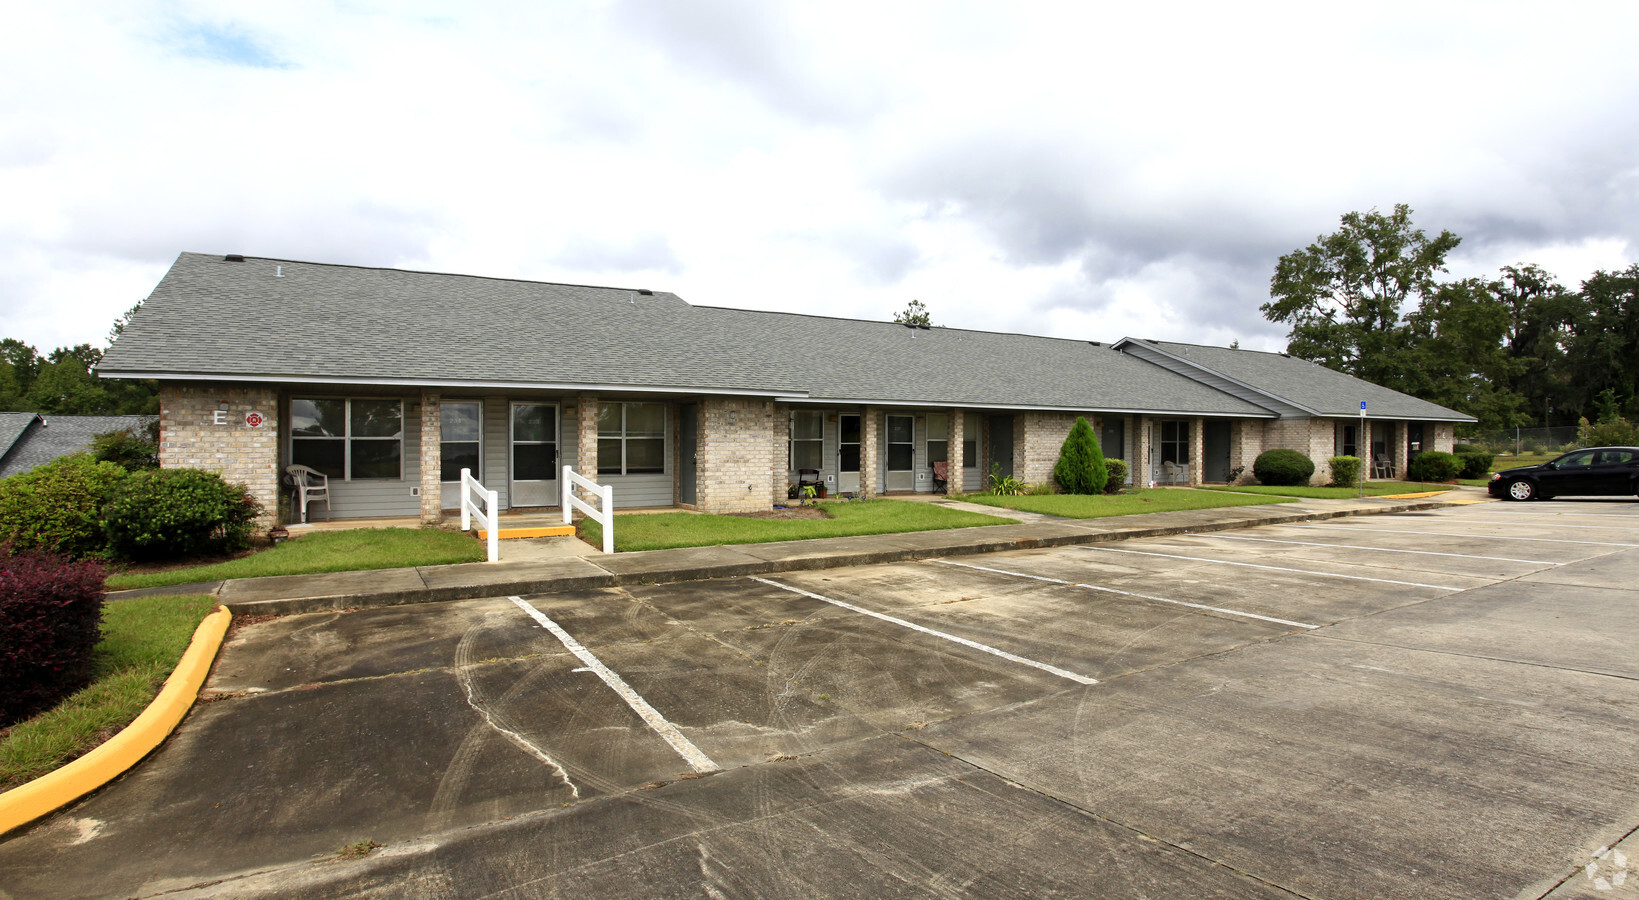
[0,606,232,835]
[477,525,577,540]
[1378,490,1457,499]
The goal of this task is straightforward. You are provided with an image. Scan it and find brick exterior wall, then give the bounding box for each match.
[1431,423,1455,453]
[576,396,598,478]
[159,384,280,526]
[1390,421,1409,479]
[771,403,791,505]
[419,390,441,523]
[947,409,965,493]
[1016,411,1078,487]
[696,397,777,513]
[1229,420,1259,484]
[1189,417,1205,486]
[1135,416,1153,486]
[860,408,879,498]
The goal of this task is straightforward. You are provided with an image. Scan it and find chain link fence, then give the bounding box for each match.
[1461,427,1581,456]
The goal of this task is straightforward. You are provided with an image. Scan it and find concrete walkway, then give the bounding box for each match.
[113,490,1487,617]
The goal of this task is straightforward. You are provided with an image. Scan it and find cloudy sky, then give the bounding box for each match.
[5,1,1638,355]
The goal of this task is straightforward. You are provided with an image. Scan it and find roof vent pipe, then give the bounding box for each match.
[274,265,283,277]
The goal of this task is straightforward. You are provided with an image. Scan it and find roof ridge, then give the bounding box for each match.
[692,304,1118,346]
[180,252,675,299]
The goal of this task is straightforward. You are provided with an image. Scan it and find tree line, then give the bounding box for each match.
[1262,204,1638,435]
[0,305,157,416]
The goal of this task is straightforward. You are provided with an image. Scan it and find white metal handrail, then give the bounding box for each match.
[562,465,614,554]
[460,468,499,563]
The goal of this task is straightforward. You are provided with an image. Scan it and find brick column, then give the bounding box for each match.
[1230,419,1260,484]
[1189,417,1205,486]
[1391,422,1408,480]
[159,384,281,527]
[947,409,964,493]
[1135,416,1153,487]
[860,408,879,499]
[771,404,791,505]
[419,390,442,523]
[577,395,599,480]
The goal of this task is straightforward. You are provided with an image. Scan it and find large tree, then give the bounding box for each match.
[1262,204,1461,391]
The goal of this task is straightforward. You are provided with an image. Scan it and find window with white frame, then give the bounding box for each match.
[791,410,823,471]
[1335,422,1359,459]
[598,402,666,475]
[291,398,403,480]
[440,400,482,482]
[963,413,980,466]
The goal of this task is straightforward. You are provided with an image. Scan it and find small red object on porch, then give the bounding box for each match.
[932,461,949,493]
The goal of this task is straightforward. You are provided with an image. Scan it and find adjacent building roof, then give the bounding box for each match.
[1112,338,1475,423]
[0,414,148,479]
[99,252,1472,422]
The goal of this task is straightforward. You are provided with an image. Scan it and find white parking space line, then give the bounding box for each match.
[1076,546,1456,589]
[935,559,1318,629]
[1425,520,1639,531]
[509,596,719,774]
[1461,510,1639,519]
[751,577,1099,685]
[1195,533,1563,565]
[1295,523,1639,548]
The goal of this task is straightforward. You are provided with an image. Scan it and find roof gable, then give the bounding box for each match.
[1112,338,1475,422]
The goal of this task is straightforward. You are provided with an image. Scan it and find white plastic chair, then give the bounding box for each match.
[285,464,331,524]
[1161,461,1186,485]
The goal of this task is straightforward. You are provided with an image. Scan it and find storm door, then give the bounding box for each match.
[509,402,558,507]
[885,415,915,491]
[838,414,862,493]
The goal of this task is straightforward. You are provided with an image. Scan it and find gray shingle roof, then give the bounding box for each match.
[0,415,148,479]
[0,413,38,460]
[99,253,1274,417]
[1123,339,1475,422]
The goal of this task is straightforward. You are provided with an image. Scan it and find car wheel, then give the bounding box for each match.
[1505,479,1537,501]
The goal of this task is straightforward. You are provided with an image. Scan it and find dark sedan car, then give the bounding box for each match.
[1488,446,1639,500]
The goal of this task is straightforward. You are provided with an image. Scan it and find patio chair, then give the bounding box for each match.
[932,460,949,493]
[797,468,822,491]
[1372,454,1395,479]
[1161,461,1186,485]
[285,464,331,524]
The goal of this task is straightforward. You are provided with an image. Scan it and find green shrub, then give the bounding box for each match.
[1052,417,1108,495]
[1407,451,1461,482]
[103,469,262,561]
[89,419,159,471]
[1327,455,1362,487]
[986,464,1028,496]
[1577,416,1639,448]
[1253,449,1314,486]
[1102,458,1129,493]
[0,456,128,558]
[1456,451,1494,479]
[1453,443,1477,454]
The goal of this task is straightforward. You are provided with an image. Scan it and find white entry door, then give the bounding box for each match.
[510,402,558,507]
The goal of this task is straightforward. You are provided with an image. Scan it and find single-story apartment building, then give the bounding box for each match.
[97,253,1473,524]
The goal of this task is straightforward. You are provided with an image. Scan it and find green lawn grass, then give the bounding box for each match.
[1200,481,1457,499]
[1490,453,1555,470]
[0,594,219,791]
[580,499,1017,552]
[958,487,1298,518]
[106,528,487,591]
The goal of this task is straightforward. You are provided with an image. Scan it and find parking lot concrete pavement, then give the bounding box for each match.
[14,492,1639,898]
[135,492,1468,616]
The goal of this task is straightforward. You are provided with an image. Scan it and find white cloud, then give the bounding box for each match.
[2,0,1637,355]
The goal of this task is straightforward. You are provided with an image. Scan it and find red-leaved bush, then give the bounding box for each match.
[0,546,106,727]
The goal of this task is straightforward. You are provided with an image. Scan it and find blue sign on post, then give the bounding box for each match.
[1361,401,1367,412]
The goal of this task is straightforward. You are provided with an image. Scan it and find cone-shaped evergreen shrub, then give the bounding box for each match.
[1053,417,1108,494]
